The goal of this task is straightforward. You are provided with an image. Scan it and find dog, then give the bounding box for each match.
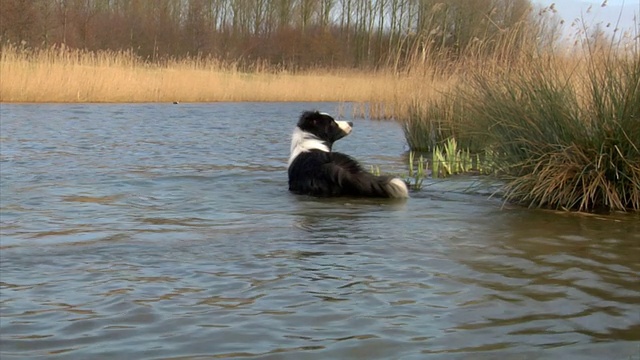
[287,111,409,198]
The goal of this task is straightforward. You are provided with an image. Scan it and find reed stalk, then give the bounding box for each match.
[0,44,448,107]
[397,6,639,211]
[463,47,640,211]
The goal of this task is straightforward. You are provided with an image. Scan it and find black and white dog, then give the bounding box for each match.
[287,111,409,198]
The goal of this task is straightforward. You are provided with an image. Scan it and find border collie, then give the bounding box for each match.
[288,111,409,198]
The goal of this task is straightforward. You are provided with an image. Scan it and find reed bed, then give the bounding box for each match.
[397,3,640,212]
[0,45,447,110]
[402,39,640,212]
[476,50,639,212]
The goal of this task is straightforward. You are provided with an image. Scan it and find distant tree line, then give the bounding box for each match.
[0,0,537,70]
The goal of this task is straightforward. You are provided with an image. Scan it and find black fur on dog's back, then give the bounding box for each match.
[288,150,407,197]
[287,111,409,198]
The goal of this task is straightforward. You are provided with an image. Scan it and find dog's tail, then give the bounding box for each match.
[384,177,410,199]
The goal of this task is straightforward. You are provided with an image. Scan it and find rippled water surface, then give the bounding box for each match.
[1,103,639,359]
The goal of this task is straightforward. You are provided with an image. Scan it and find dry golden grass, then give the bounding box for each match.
[401,32,640,211]
[0,45,448,118]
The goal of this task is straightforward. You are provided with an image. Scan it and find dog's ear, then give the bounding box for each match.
[309,111,321,125]
[299,110,327,127]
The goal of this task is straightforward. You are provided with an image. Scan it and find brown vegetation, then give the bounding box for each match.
[1,0,534,111]
[0,44,448,110]
[398,4,640,212]
[0,0,532,70]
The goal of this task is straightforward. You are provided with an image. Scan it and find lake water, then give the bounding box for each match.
[1,103,639,359]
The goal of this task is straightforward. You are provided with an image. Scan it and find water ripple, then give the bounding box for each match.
[1,103,639,359]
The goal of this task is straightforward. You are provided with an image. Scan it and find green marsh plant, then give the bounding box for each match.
[463,48,640,211]
[432,138,474,178]
[407,151,426,190]
[402,96,487,154]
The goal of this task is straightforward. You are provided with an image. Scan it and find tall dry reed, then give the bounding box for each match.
[466,47,639,211]
[0,44,448,111]
[398,4,640,212]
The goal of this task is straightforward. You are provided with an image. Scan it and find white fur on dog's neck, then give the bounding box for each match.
[288,127,330,167]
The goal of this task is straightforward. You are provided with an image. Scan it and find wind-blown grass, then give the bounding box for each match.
[0,44,447,108]
[401,96,480,153]
[400,18,639,212]
[463,49,640,212]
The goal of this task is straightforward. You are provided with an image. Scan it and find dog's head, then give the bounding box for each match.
[296,111,353,144]
[289,111,353,166]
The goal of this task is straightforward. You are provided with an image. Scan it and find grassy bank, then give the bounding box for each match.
[402,38,640,212]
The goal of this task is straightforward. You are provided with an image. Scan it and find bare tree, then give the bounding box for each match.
[0,0,543,70]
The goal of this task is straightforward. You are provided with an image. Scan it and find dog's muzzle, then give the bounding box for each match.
[336,121,353,135]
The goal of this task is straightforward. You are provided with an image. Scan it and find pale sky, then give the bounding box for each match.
[532,0,639,35]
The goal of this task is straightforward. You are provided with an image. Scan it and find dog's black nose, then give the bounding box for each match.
[348,122,353,127]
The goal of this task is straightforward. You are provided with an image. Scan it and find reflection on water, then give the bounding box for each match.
[1,103,639,359]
